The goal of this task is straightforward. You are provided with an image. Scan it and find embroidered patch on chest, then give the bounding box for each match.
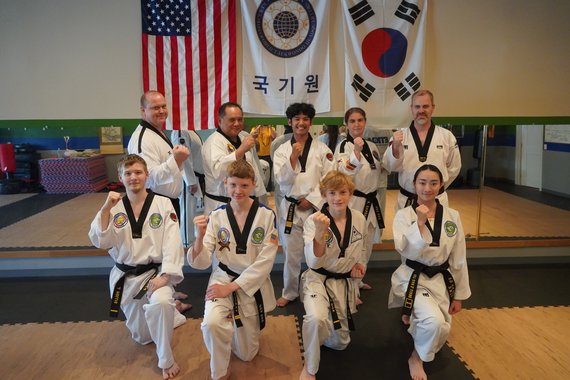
[227,144,236,153]
[218,227,231,251]
[149,213,163,229]
[351,226,363,243]
[251,227,265,244]
[113,213,128,228]
[325,228,334,247]
[444,220,458,237]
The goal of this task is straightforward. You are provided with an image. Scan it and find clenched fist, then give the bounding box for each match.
[102,191,122,212]
[193,214,209,238]
[173,144,190,166]
[312,211,331,238]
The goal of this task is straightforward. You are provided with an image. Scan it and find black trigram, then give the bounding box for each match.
[348,0,375,26]
[352,74,376,102]
[394,72,421,101]
[395,0,421,25]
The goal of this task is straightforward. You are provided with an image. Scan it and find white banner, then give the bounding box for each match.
[343,0,428,129]
[241,0,330,115]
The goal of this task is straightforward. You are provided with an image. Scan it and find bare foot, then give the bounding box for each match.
[402,314,410,326]
[299,365,316,380]
[276,297,291,307]
[408,349,427,380]
[356,297,363,306]
[173,291,188,300]
[175,300,192,313]
[162,361,180,379]
[360,282,372,290]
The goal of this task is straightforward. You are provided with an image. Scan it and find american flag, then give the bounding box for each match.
[141,0,236,130]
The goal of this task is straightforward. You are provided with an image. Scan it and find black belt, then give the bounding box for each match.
[284,196,300,234]
[195,171,206,194]
[205,192,230,204]
[218,262,266,330]
[402,259,456,317]
[399,186,445,207]
[311,267,355,331]
[353,190,385,229]
[110,262,161,318]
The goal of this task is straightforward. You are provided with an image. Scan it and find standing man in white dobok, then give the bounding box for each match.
[383,89,461,209]
[127,90,190,217]
[273,102,335,307]
[202,102,267,215]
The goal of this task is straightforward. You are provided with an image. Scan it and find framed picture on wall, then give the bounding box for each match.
[99,126,124,154]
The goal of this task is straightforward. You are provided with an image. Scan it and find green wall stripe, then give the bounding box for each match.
[1,117,568,138]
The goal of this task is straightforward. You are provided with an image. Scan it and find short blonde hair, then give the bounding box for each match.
[117,154,148,174]
[319,171,355,195]
[227,159,255,181]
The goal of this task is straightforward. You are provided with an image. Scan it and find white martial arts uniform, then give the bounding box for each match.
[273,136,336,301]
[170,130,204,245]
[188,201,278,379]
[88,191,186,370]
[300,207,367,375]
[382,123,461,209]
[269,132,293,236]
[202,129,267,214]
[127,121,183,200]
[388,203,471,362]
[335,135,386,265]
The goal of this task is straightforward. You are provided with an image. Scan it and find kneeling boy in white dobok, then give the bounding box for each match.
[188,160,278,380]
[388,164,471,380]
[89,154,186,380]
[299,171,368,380]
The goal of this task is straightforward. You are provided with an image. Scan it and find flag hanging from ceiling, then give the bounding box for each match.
[241,0,330,115]
[141,0,236,130]
[343,0,428,129]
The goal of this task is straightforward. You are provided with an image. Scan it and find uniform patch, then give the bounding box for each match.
[325,228,334,247]
[251,227,265,244]
[149,213,163,229]
[269,232,279,245]
[372,150,380,160]
[345,161,356,171]
[169,212,178,223]
[351,226,363,243]
[444,220,458,237]
[218,227,231,251]
[403,144,408,149]
[227,144,236,153]
[113,213,128,228]
[326,152,334,161]
[437,145,443,149]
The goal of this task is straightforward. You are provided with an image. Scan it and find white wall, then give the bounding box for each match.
[1,0,569,119]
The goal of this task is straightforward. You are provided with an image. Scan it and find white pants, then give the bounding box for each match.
[280,221,305,301]
[179,189,203,246]
[407,288,451,362]
[201,296,262,379]
[301,280,351,375]
[121,285,186,369]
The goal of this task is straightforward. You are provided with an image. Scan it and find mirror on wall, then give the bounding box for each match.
[479,124,570,241]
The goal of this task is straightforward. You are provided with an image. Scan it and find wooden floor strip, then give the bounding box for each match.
[447,306,570,380]
[1,188,569,250]
[0,315,303,380]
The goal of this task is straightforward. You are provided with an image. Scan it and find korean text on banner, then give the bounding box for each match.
[241,0,330,115]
